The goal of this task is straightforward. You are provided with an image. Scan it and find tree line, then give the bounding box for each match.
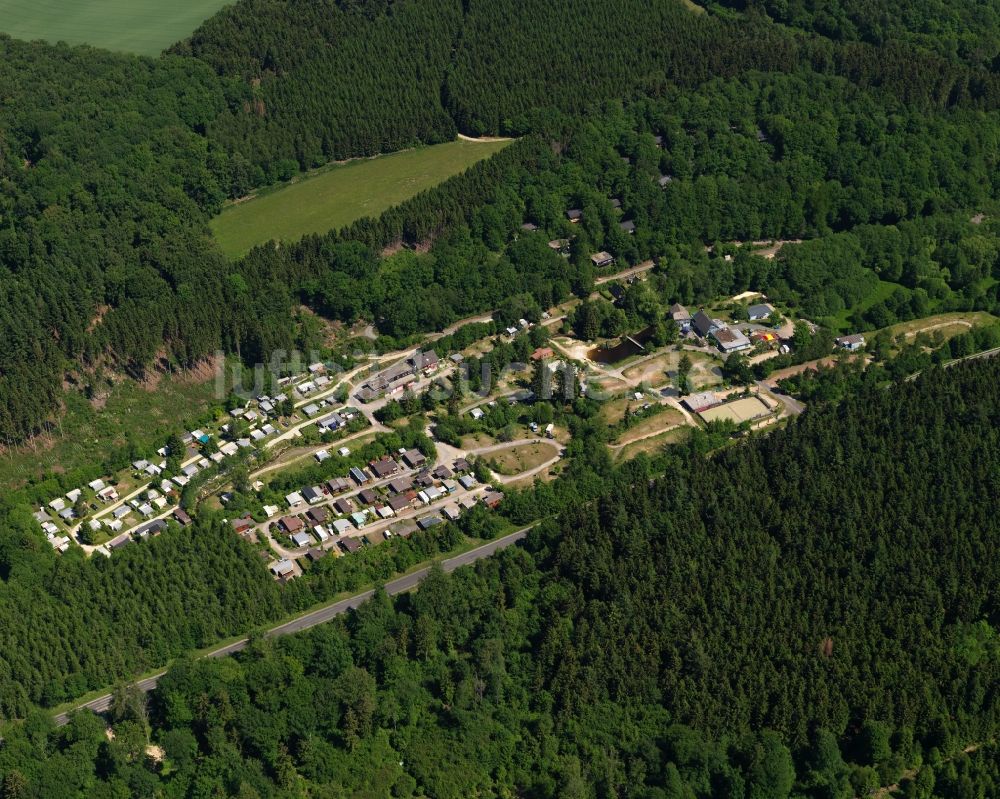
[2,357,1000,795]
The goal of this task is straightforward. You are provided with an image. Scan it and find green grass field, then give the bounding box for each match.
[210,138,512,258]
[0,0,231,56]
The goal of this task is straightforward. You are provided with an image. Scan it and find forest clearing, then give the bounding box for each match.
[211,138,511,257]
[0,0,229,55]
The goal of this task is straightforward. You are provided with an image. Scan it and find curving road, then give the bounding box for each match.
[53,526,532,726]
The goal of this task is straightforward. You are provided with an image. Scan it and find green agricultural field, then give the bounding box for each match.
[211,138,512,258]
[0,0,231,56]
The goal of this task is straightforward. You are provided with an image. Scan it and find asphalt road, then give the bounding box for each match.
[53,526,531,726]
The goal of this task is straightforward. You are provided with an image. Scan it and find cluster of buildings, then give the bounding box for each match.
[258,451,503,579]
[670,304,778,355]
[355,350,440,403]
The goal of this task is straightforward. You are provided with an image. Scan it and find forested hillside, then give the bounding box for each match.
[3,358,1000,796]
[4,0,1000,448]
[172,0,463,191]
[712,0,1000,68]
[0,520,280,715]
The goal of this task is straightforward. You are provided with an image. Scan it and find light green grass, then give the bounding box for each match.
[0,367,223,492]
[0,0,231,56]
[211,138,512,258]
[827,279,902,331]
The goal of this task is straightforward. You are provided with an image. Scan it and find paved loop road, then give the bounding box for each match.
[54,527,531,726]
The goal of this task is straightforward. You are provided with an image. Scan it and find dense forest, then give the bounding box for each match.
[0,358,998,796]
[4,0,1000,445]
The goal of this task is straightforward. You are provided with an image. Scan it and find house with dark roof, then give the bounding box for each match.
[280,516,304,534]
[482,491,504,509]
[326,477,350,494]
[306,507,328,525]
[358,488,378,506]
[401,449,426,469]
[334,497,356,515]
[340,537,362,554]
[388,475,413,494]
[746,303,773,321]
[302,486,324,504]
[370,457,398,479]
[591,251,615,268]
[349,466,369,485]
[692,310,718,338]
[619,219,636,234]
[453,458,471,473]
[388,494,412,512]
[565,209,582,223]
[432,464,453,480]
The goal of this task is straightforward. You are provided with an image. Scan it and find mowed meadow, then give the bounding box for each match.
[210,138,512,258]
[0,0,231,56]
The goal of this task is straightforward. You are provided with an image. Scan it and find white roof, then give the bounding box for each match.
[88,479,106,492]
[333,519,353,534]
[263,505,280,518]
[48,498,66,511]
[220,442,239,456]
[286,492,304,507]
[66,489,82,503]
[314,525,330,542]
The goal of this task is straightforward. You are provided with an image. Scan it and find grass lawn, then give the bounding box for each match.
[0,0,231,56]
[211,138,512,258]
[485,442,559,476]
[615,427,689,461]
[612,408,686,445]
[879,311,999,344]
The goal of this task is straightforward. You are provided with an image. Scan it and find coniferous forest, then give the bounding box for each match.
[3,0,1000,444]
[3,357,1000,796]
[2,0,1000,796]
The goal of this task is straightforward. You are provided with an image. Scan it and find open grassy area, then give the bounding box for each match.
[211,138,512,258]
[621,349,723,389]
[485,442,559,475]
[0,366,223,492]
[612,408,686,445]
[614,426,689,461]
[0,0,231,56]
[879,311,999,343]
